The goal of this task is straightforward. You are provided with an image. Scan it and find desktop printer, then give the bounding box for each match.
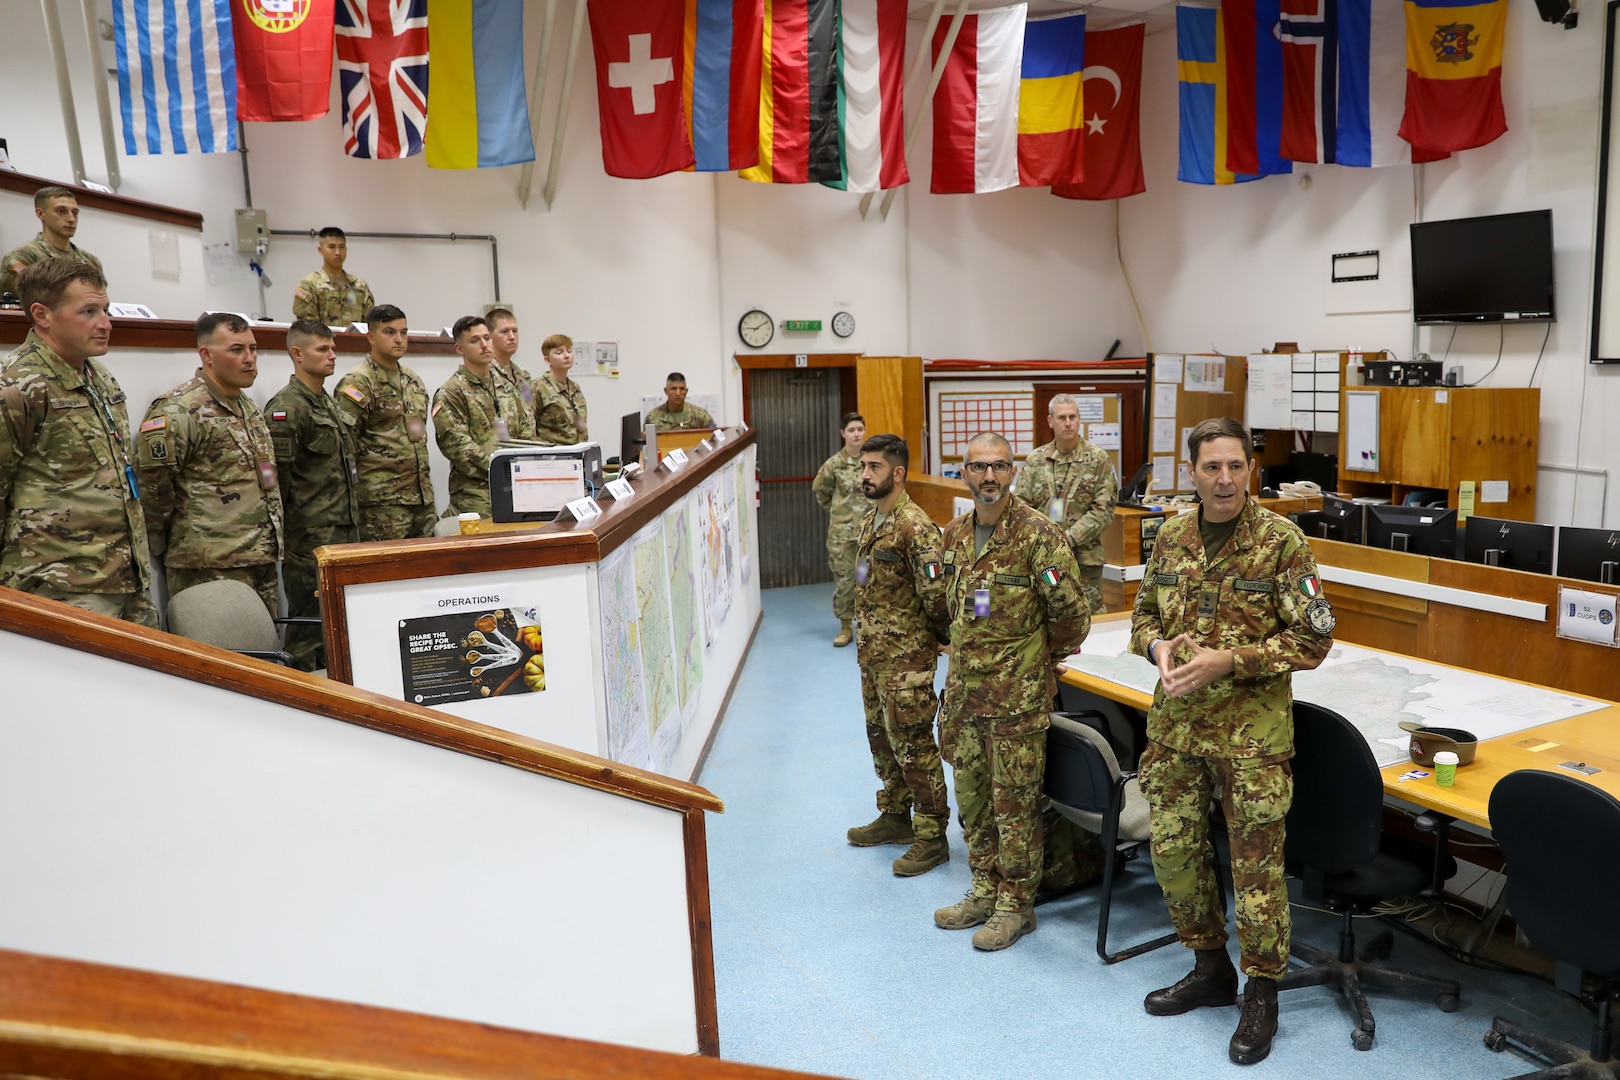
[489,442,605,523]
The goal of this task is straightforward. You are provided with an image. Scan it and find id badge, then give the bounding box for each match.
[1047,497,1066,521]
[124,463,140,500]
[495,418,511,441]
[973,588,991,617]
[855,558,870,586]
[257,461,278,491]
[406,417,426,441]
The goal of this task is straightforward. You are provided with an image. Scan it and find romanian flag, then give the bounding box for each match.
[424,0,536,169]
[740,0,843,184]
[1176,1,1290,185]
[684,0,765,171]
[1398,0,1507,153]
[1018,12,1086,188]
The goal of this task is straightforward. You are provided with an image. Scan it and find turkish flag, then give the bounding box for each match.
[589,0,694,178]
[234,0,335,123]
[1052,23,1144,201]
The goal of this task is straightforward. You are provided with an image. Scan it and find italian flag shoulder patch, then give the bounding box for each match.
[1040,566,1061,587]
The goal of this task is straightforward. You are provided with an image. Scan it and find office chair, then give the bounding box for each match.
[165,579,318,668]
[1482,770,1620,1079]
[1056,683,1143,769]
[1277,701,1461,1050]
[1045,711,1178,964]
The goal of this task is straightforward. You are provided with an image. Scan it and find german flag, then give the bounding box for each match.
[739,0,842,184]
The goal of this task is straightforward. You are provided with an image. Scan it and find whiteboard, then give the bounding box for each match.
[1245,354,1293,429]
[1345,391,1382,473]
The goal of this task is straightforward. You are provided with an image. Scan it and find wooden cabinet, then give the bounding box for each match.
[856,355,924,456]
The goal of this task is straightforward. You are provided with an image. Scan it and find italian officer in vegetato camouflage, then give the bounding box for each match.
[933,432,1091,952]
[812,412,866,646]
[845,434,953,878]
[1131,418,1334,1067]
[1013,393,1118,614]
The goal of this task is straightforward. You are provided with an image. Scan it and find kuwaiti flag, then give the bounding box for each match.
[1018,12,1086,188]
[112,0,238,153]
[823,0,909,192]
[683,0,765,171]
[931,4,1027,195]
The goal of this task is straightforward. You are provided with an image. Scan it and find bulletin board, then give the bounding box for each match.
[1144,353,1248,494]
[937,390,1038,462]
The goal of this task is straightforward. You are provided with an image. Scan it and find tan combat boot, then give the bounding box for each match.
[833,619,853,646]
[972,908,1036,951]
[847,811,913,847]
[892,836,949,877]
[934,892,996,930]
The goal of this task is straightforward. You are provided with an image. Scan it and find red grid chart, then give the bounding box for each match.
[937,391,1037,460]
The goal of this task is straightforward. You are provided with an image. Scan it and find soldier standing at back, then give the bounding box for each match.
[845,434,952,877]
[137,314,284,617]
[266,320,359,670]
[1131,418,1334,1066]
[0,187,103,298]
[1013,393,1118,614]
[486,307,535,416]
[0,260,153,625]
[333,304,437,540]
[812,412,866,647]
[645,372,715,430]
[291,227,374,327]
[934,432,1090,951]
[434,314,536,519]
[532,334,588,446]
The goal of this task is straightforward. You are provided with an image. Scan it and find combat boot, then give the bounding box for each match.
[833,620,853,646]
[847,811,913,847]
[934,892,996,930]
[1143,947,1239,1016]
[1229,977,1279,1065]
[892,836,949,876]
[972,908,1036,951]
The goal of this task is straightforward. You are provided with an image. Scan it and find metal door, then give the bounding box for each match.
[749,368,845,588]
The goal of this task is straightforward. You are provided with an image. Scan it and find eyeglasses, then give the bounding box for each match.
[962,460,1014,476]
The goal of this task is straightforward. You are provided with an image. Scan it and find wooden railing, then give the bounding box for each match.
[0,310,460,355]
[0,170,203,230]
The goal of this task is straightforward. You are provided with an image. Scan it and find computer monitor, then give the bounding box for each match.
[1555,526,1620,584]
[1118,462,1153,507]
[1366,504,1458,558]
[1463,516,1554,574]
[1296,494,1365,544]
[620,411,646,468]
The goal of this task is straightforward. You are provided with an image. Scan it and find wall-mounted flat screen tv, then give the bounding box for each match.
[1410,210,1555,324]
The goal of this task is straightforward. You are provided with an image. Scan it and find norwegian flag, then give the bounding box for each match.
[335,0,429,159]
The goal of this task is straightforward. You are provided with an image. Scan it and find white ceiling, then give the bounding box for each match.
[904,0,1181,36]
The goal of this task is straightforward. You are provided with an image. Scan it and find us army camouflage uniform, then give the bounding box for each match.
[1130,497,1334,979]
[267,377,359,670]
[290,269,374,327]
[532,372,588,446]
[0,235,103,298]
[493,357,535,417]
[136,371,285,617]
[645,403,715,430]
[332,356,437,541]
[854,489,951,839]
[433,363,536,519]
[813,449,864,621]
[1013,438,1119,615]
[0,330,156,626]
[940,497,1091,911]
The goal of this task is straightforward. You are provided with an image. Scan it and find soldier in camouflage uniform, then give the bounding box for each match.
[645,372,715,430]
[291,228,374,327]
[1130,417,1333,1066]
[532,334,589,446]
[0,260,154,625]
[266,321,359,670]
[846,434,953,876]
[137,314,285,617]
[333,304,437,540]
[0,187,104,298]
[1013,393,1119,614]
[487,307,535,416]
[434,315,537,519]
[934,432,1091,951]
[812,412,866,646]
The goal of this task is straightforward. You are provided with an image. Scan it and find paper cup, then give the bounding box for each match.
[458,512,481,535]
[1434,750,1459,787]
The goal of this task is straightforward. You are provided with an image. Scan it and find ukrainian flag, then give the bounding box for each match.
[1017,13,1086,188]
[425,0,536,169]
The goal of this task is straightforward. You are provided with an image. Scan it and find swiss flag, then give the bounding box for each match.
[588,0,694,178]
[1053,22,1144,201]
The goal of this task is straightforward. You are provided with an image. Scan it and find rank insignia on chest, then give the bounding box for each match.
[923,561,942,580]
[1299,573,1323,599]
[1039,565,1061,587]
[343,386,366,403]
[1198,594,1216,617]
[139,417,166,433]
[270,411,287,421]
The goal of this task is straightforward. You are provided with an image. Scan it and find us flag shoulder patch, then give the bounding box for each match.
[343,385,366,403]
[923,561,942,580]
[139,417,166,432]
[1299,573,1322,599]
[1039,566,1061,587]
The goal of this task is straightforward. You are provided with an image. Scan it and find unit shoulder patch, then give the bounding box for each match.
[1305,597,1336,634]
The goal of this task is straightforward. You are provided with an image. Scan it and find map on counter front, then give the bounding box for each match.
[1065,621,1608,767]
[633,524,680,745]
[598,545,652,771]
[664,502,703,713]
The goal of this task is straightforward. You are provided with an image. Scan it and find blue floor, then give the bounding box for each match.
[700,585,1593,1079]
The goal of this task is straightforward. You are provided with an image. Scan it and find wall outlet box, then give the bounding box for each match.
[234,208,269,257]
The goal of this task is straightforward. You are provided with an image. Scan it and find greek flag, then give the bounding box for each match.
[112,0,239,154]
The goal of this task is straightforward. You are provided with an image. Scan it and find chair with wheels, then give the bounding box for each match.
[165,578,318,668]
[1277,701,1462,1051]
[1482,769,1620,1079]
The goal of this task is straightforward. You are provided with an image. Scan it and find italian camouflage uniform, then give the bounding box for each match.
[291,269,374,327]
[433,363,536,519]
[0,331,155,626]
[941,497,1091,911]
[1013,439,1118,615]
[267,377,359,670]
[533,372,588,446]
[646,403,715,430]
[854,489,951,840]
[332,356,437,541]
[0,235,103,298]
[1130,497,1334,980]
[136,372,285,617]
[493,357,536,417]
[813,449,864,621]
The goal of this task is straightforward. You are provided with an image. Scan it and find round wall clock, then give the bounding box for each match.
[831,311,856,338]
[738,309,774,348]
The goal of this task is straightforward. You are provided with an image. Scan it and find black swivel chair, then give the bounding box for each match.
[1482,770,1620,1079]
[1276,701,1461,1050]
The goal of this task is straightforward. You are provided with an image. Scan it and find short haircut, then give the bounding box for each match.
[665,371,687,384]
[452,314,488,341]
[1187,417,1253,463]
[486,306,516,326]
[287,319,334,351]
[17,258,105,316]
[860,433,909,470]
[966,431,1013,459]
[840,411,864,429]
[196,311,250,345]
[541,333,573,353]
[34,186,77,210]
[367,303,407,325]
[318,227,346,241]
[1048,392,1079,414]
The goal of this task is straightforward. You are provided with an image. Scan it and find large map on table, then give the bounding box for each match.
[1066,621,1607,767]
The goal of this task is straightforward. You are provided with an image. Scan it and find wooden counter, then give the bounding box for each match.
[0,310,460,355]
[905,472,970,525]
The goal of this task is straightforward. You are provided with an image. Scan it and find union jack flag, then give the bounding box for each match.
[336,0,429,159]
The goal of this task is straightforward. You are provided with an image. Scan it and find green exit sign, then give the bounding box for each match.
[783,319,822,332]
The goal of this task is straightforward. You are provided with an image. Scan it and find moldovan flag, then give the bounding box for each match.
[590,0,694,178]
[1399,0,1507,153]
[1053,21,1145,201]
[683,0,764,171]
[1018,12,1086,189]
[823,0,909,192]
[931,4,1027,195]
[741,0,842,184]
[234,0,334,122]
[1176,1,1290,185]
[425,0,535,168]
